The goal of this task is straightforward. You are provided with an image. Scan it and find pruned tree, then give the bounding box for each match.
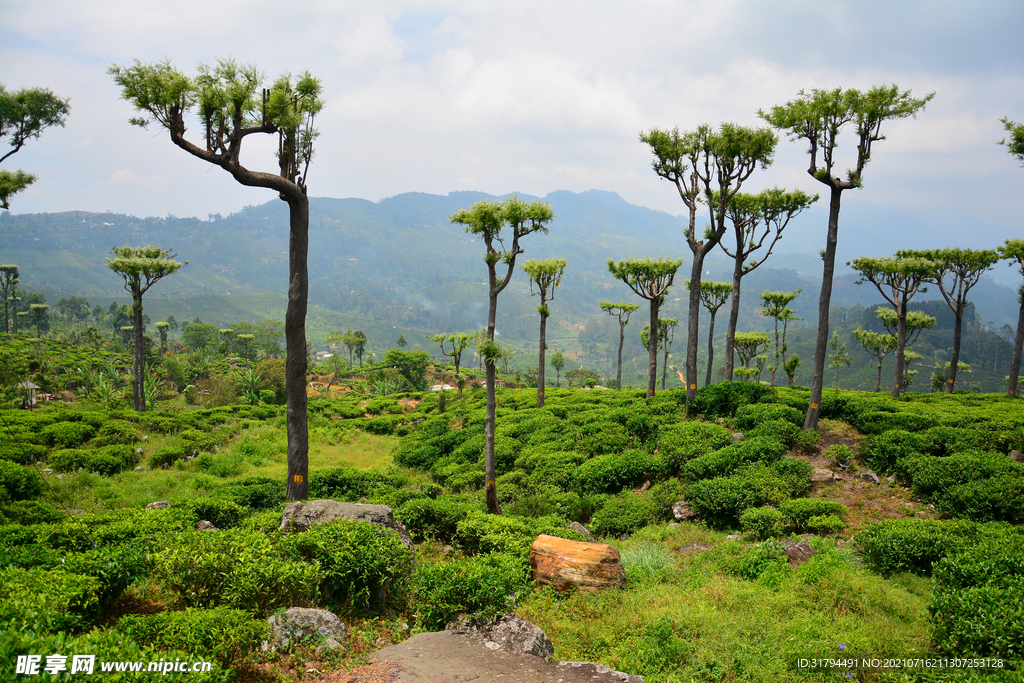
[0,265,18,334]
[550,351,565,388]
[0,84,71,210]
[607,257,683,398]
[1000,117,1024,163]
[999,239,1024,398]
[640,124,776,402]
[685,280,731,387]
[900,247,999,392]
[760,86,934,426]
[852,327,897,392]
[352,330,368,367]
[450,196,554,514]
[759,289,802,387]
[427,332,471,398]
[719,189,817,379]
[29,303,49,336]
[155,320,170,354]
[827,332,852,390]
[111,58,323,500]
[521,258,567,407]
[396,334,408,349]
[106,245,185,411]
[641,318,679,390]
[734,331,769,373]
[851,255,937,397]
[599,301,640,391]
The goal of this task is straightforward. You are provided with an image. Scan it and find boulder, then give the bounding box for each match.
[314,638,343,658]
[530,535,626,593]
[195,520,218,531]
[263,607,348,652]
[447,613,554,660]
[674,542,715,555]
[569,521,595,542]
[671,499,695,521]
[858,470,881,485]
[781,540,816,570]
[279,500,413,550]
[809,468,837,485]
[557,661,645,683]
[145,501,171,510]
[1010,450,1024,464]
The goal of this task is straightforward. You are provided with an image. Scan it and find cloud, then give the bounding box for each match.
[98,169,168,188]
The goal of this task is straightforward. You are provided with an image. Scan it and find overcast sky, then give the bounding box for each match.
[2,0,1022,258]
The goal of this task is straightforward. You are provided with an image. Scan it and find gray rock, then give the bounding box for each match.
[674,542,715,555]
[671,499,695,521]
[557,661,645,682]
[135,448,144,456]
[145,501,171,510]
[1010,450,1024,464]
[858,470,881,485]
[42,468,53,475]
[886,475,897,484]
[447,613,554,661]
[279,500,413,550]
[726,534,742,542]
[781,540,817,569]
[135,466,143,471]
[810,468,837,485]
[731,432,744,443]
[570,521,595,542]
[195,520,218,531]
[263,608,348,653]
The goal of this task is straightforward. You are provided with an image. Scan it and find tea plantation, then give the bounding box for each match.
[1,383,1022,681]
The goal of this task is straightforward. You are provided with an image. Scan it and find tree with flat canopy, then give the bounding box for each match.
[733,331,769,380]
[154,320,171,354]
[111,58,323,499]
[852,326,896,393]
[450,196,554,514]
[550,350,565,388]
[850,254,936,398]
[759,289,802,387]
[719,188,817,380]
[899,247,999,393]
[640,317,679,390]
[640,124,776,403]
[106,245,185,411]
[427,332,471,398]
[0,84,71,210]
[876,308,935,390]
[999,239,1024,398]
[607,257,682,398]
[599,301,640,391]
[685,280,731,387]
[0,265,18,334]
[521,258,566,407]
[760,86,933,427]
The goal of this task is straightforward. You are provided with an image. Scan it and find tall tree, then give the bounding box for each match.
[733,331,769,379]
[852,327,897,392]
[155,320,170,354]
[759,289,801,387]
[999,239,1024,398]
[640,124,776,403]
[112,58,322,500]
[0,84,71,210]
[450,196,554,514]
[106,245,185,411]
[685,280,731,387]
[427,332,471,398]
[850,255,936,398]
[599,301,640,391]
[641,318,679,390]
[719,189,817,379]
[901,248,999,392]
[29,303,49,336]
[607,257,683,398]
[760,86,933,427]
[352,330,368,367]
[0,265,18,334]
[876,308,935,390]
[521,258,567,407]
[550,351,565,388]
[396,334,408,349]
[1000,117,1024,163]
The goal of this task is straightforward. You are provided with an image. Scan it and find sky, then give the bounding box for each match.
[2,0,1022,266]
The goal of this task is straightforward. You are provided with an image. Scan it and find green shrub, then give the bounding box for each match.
[744,419,801,448]
[933,474,1024,523]
[859,430,925,474]
[656,421,734,472]
[0,460,42,501]
[0,500,64,525]
[690,381,776,419]
[95,419,139,445]
[62,545,151,608]
[921,426,998,457]
[683,437,787,482]
[0,566,102,631]
[778,498,847,530]
[735,403,803,430]
[41,421,96,448]
[85,445,137,476]
[308,467,401,501]
[283,519,414,610]
[215,476,282,510]
[116,606,270,666]
[856,410,936,435]
[0,440,48,464]
[684,476,755,528]
[806,514,846,536]
[569,420,634,457]
[455,512,537,557]
[395,496,482,543]
[526,451,582,489]
[150,444,186,468]
[180,498,246,528]
[574,449,658,494]
[929,537,1024,658]
[49,448,88,473]
[739,461,804,506]
[412,552,529,630]
[590,492,657,537]
[897,451,1022,500]
[740,507,787,539]
[855,518,1020,576]
[178,428,216,454]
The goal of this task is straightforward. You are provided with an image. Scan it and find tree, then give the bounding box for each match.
[471,329,487,372]
[352,330,367,367]
[759,289,801,387]
[550,351,565,388]
[852,327,897,392]
[720,189,817,379]
[521,258,567,407]
[0,265,18,334]
[599,301,640,391]
[686,280,731,387]
[900,248,999,392]
[450,196,554,514]
[396,334,407,349]
[760,85,934,427]
[165,314,179,333]
[1000,117,1024,163]
[734,331,769,375]
[607,257,683,398]
[827,332,852,390]
[29,303,49,336]
[428,332,471,398]
[0,84,71,210]
[999,239,1024,398]
[640,124,777,403]
[155,320,170,354]
[112,58,323,501]
[641,318,679,390]
[106,245,185,411]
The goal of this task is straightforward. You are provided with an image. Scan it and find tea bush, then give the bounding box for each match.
[859,430,925,474]
[179,498,247,528]
[740,506,787,539]
[395,496,483,543]
[0,500,65,525]
[735,403,803,431]
[778,498,847,530]
[574,449,658,494]
[932,474,1024,523]
[413,552,529,630]
[61,545,151,608]
[214,476,283,510]
[656,421,734,472]
[0,566,102,632]
[920,426,998,457]
[95,419,139,446]
[896,451,1022,500]
[49,448,88,472]
[855,519,1022,576]
[309,467,403,501]
[683,476,755,528]
[0,440,48,464]
[116,606,270,666]
[690,381,776,419]
[85,445,137,475]
[590,492,657,537]
[806,514,846,536]
[744,419,801,448]
[0,459,42,501]
[41,421,96,448]
[683,437,787,482]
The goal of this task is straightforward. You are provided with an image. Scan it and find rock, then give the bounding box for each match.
[557,661,645,683]
[42,468,52,475]
[135,448,144,456]
[858,470,881,485]
[1010,450,1024,464]
[674,542,715,555]
[731,432,744,443]
[279,500,413,550]
[447,613,554,660]
[726,534,742,542]
[671,499,695,521]
[195,520,218,531]
[569,521,595,542]
[530,535,626,593]
[56,474,65,480]
[314,638,343,657]
[145,501,171,510]
[810,468,837,485]
[68,509,86,515]
[781,540,817,570]
[135,466,143,471]
[263,608,347,653]
[886,475,897,484]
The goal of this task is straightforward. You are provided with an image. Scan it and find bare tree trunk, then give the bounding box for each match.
[131,294,145,411]
[946,305,965,393]
[724,236,744,381]
[805,187,842,431]
[615,322,625,391]
[647,298,660,398]
[536,309,547,407]
[484,278,502,513]
[284,195,310,501]
[892,300,908,399]
[876,360,884,393]
[1009,297,1024,398]
[705,310,717,387]
[685,258,703,403]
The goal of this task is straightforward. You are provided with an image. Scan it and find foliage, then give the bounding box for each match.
[0,565,101,632]
[116,607,270,666]
[0,83,71,210]
[0,459,42,501]
[655,420,734,471]
[689,381,776,418]
[413,552,529,630]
